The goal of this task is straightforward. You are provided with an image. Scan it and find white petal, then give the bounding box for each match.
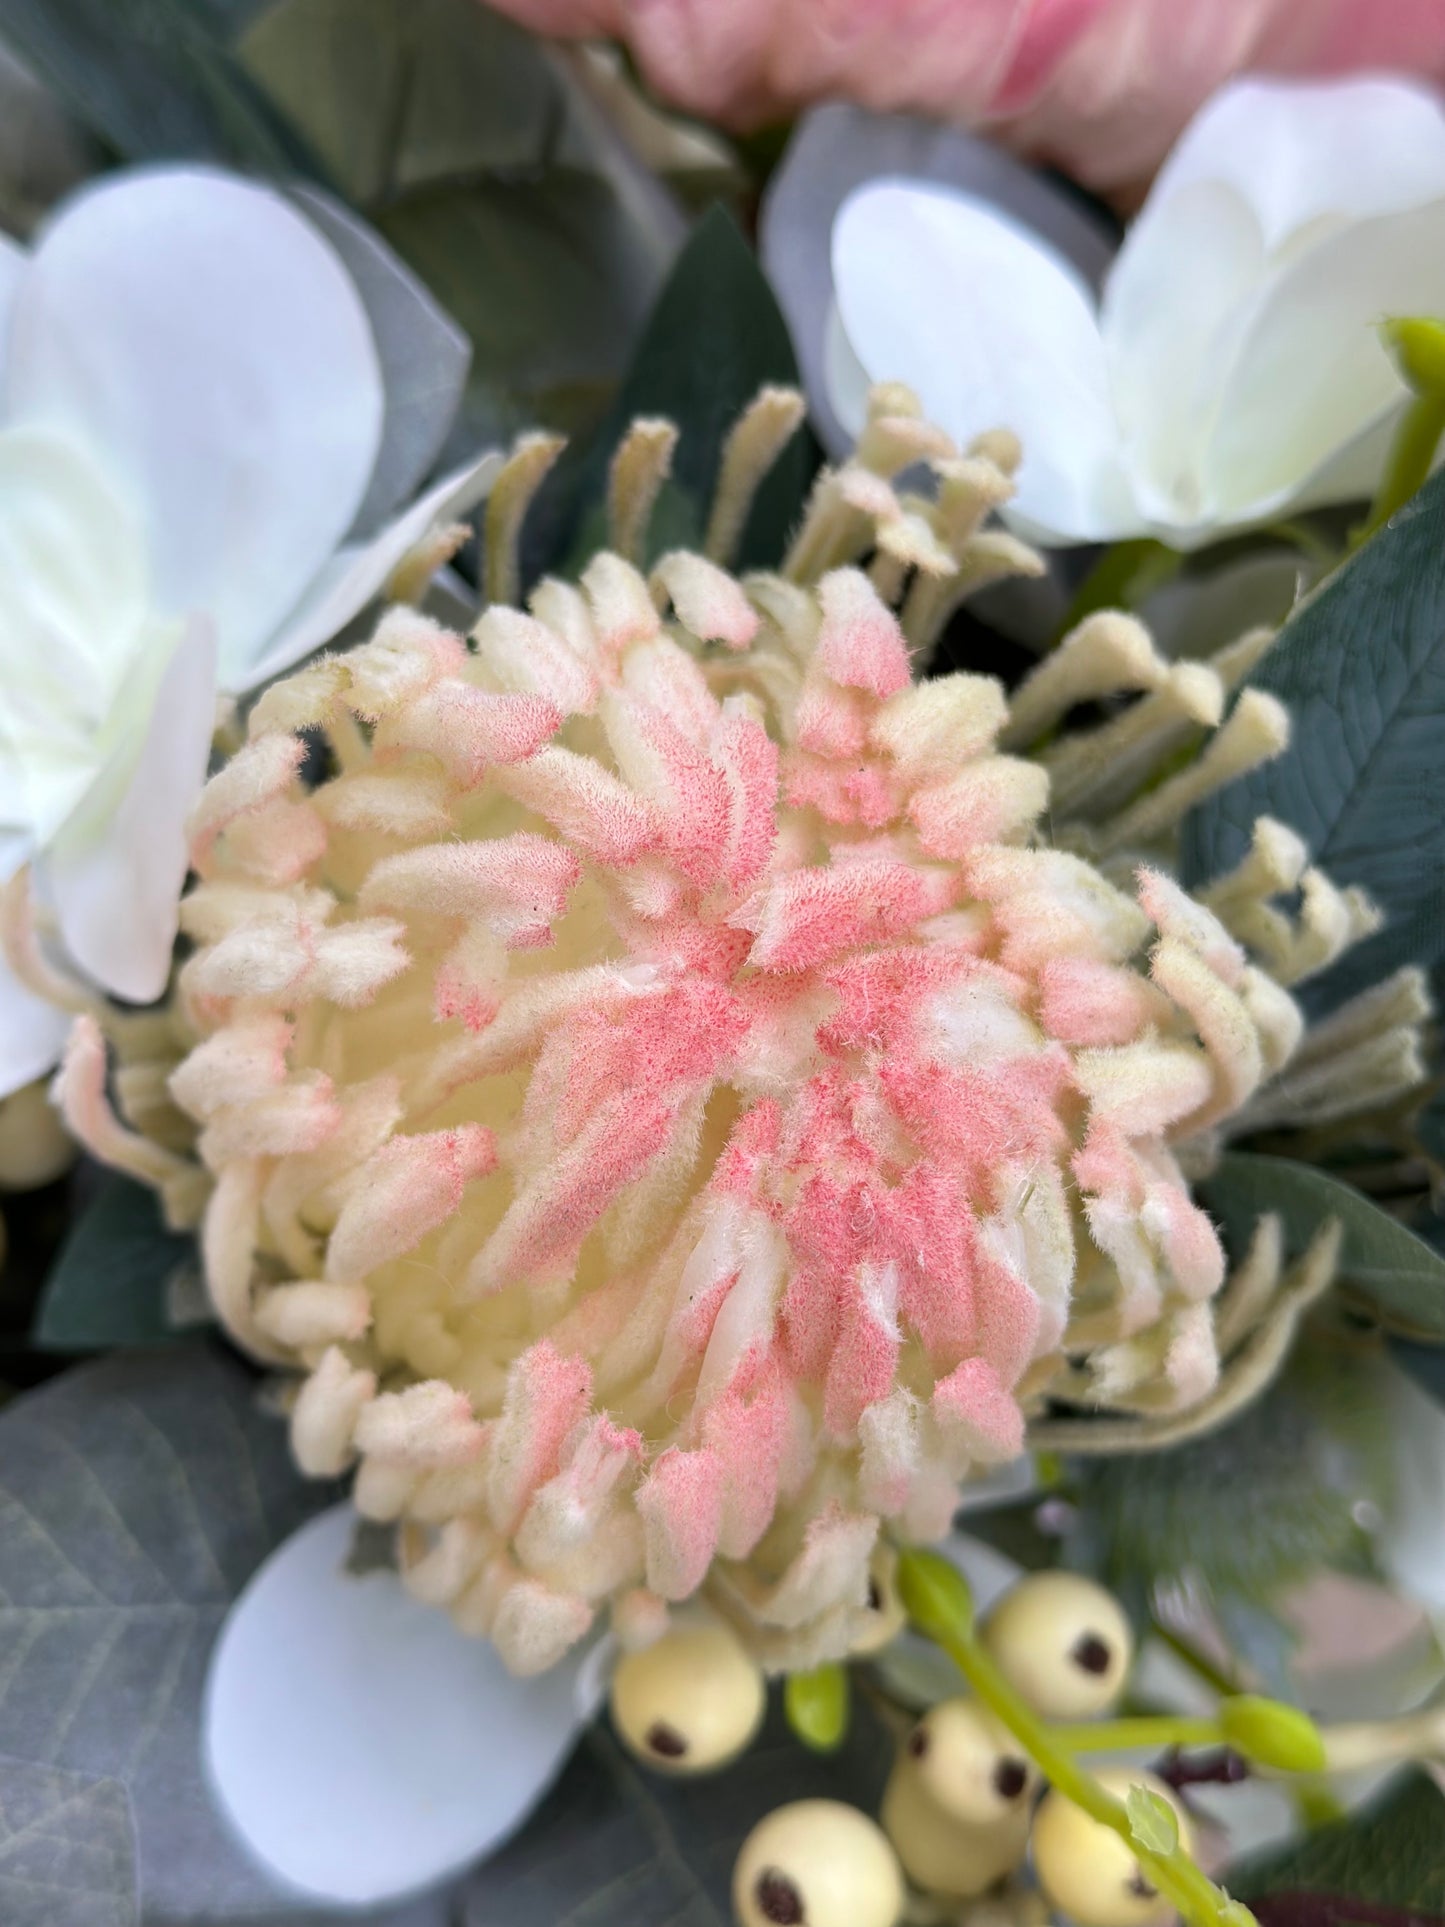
[0,228,27,369]
[1147,76,1445,253]
[823,300,872,442]
[0,425,152,826]
[1203,199,1445,525]
[832,179,1136,543]
[0,959,70,1099]
[235,449,502,692]
[1102,180,1265,531]
[205,1504,586,1907]
[1377,1365,1445,1619]
[45,614,216,1003]
[6,166,383,672]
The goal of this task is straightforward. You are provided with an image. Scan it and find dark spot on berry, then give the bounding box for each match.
[645,1721,688,1758]
[993,1758,1029,1799]
[1128,1873,1158,1901]
[1071,1632,1113,1675]
[757,1869,806,1923]
[907,1726,930,1760]
[867,1577,883,1612]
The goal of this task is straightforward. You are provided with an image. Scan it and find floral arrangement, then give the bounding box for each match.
[3,8,1445,1927]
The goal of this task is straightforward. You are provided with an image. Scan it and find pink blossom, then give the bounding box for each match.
[35,384,1421,1676]
[491,0,1445,192]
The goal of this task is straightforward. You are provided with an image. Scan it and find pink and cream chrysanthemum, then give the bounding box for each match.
[23,385,1425,1675]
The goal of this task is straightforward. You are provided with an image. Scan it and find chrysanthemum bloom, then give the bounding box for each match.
[29,386,1424,1675]
[485,0,1445,196]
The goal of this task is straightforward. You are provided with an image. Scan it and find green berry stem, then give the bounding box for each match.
[896,1549,1255,1927]
[1050,1715,1225,1754]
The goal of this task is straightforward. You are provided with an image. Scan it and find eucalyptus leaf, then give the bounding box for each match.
[1199,1153,1445,1339]
[459,1692,893,1926]
[31,1170,205,1354]
[378,168,674,463]
[1390,1336,1445,1404]
[0,1341,411,1924]
[0,0,312,173]
[0,1756,135,1927]
[239,0,561,205]
[1235,1771,1445,1909]
[1180,466,1445,1011]
[1068,1346,1392,1611]
[529,204,817,585]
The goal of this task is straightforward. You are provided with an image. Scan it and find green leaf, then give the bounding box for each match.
[0,1757,136,1927]
[783,1662,850,1753]
[1127,1782,1180,1854]
[0,0,315,172]
[31,1171,206,1353]
[377,169,675,460]
[529,204,817,584]
[1180,465,1445,1011]
[1070,1344,1392,1610]
[1390,1335,1445,1404]
[0,1341,353,1924]
[1199,1152,1445,1338]
[459,1693,893,1926]
[239,0,562,205]
[1235,1772,1445,1909]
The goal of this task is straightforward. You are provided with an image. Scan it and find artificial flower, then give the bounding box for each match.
[37,384,1423,1681]
[829,77,1445,549]
[0,164,497,1094]
[484,0,1445,195]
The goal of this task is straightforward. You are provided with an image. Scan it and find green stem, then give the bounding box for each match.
[1358,393,1445,540]
[1149,1615,1241,1698]
[1052,1715,1224,1754]
[898,1553,1252,1927]
[1053,537,1182,644]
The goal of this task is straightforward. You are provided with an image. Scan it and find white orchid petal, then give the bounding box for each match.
[0,959,71,1099]
[1148,76,1445,253]
[6,167,384,673]
[205,1504,586,1907]
[235,449,503,692]
[1203,199,1445,524]
[1377,1365,1445,1618]
[1103,181,1265,531]
[0,228,27,368]
[832,178,1136,543]
[46,615,216,1003]
[823,300,873,443]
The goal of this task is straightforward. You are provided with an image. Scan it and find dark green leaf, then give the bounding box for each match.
[31,1171,204,1353]
[0,0,315,172]
[1235,1772,1445,1910]
[460,1692,892,1926]
[1180,467,1445,1011]
[0,1341,361,1924]
[528,204,817,585]
[377,168,674,461]
[1199,1153,1445,1338]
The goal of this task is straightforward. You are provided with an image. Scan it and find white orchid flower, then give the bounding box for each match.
[0,165,499,1096]
[828,76,1445,548]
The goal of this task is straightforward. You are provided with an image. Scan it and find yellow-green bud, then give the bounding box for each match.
[1218,1696,1326,1774]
